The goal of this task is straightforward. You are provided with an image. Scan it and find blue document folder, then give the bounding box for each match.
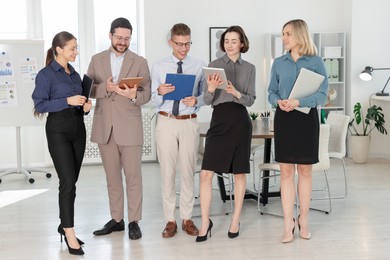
[163,73,196,100]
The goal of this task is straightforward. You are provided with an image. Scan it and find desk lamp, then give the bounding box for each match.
[359,66,390,96]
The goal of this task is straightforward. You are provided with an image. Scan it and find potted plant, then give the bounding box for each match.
[248,111,259,129]
[348,102,387,163]
[249,111,259,120]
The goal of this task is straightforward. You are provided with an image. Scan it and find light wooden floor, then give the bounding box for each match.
[0,158,389,260]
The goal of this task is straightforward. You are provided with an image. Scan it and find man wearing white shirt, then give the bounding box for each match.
[151,23,206,238]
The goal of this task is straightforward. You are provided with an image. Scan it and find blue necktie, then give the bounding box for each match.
[172,61,183,116]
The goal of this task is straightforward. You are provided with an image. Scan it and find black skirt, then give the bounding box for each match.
[274,106,319,164]
[201,102,252,173]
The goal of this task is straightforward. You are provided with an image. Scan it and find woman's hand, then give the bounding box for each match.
[278,99,300,112]
[207,73,224,94]
[225,81,242,99]
[67,95,87,106]
[83,99,92,113]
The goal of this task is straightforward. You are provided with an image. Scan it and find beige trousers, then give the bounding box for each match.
[98,133,143,223]
[155,115,199,221]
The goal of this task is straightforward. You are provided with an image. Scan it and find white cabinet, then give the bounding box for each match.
[265,32,346,114]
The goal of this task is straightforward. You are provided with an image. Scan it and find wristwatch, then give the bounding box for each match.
[130,97,137,104]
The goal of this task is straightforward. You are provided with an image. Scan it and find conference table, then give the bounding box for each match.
[199,121,278,205]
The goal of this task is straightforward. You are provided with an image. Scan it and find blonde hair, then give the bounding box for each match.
[283,19,317,56]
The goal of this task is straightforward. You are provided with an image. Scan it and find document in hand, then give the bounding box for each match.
[82,74,94,101]
[288,68,325,114]
[163,73,196,101]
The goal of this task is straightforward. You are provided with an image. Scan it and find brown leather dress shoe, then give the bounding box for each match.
[182,219,199,236]
[162,221,177,238]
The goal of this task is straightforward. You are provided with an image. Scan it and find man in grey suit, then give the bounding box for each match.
[88,17,151,240]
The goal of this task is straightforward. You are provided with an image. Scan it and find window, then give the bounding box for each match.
[93,1,138,53]
[41,0,78,50]
[0,0,28,39]
[0,0,139,74]
[41,0,79,69]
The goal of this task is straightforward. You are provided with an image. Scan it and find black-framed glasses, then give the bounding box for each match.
[171,39,192,48]
[112,34,131,42]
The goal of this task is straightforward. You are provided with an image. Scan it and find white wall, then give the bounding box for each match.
[144,0,351,122]
[350,0,390,159]
[3,0,390,168]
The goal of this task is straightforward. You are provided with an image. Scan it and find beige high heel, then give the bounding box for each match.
[282,218,295,243]
[297,215,312,240]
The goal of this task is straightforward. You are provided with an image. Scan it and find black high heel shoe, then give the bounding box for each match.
[297,215,311,240]
[196,219,213,242]
[57,225,85,245]
[228,223,240,239]
[58,226,84,255]
[63,236,85,255]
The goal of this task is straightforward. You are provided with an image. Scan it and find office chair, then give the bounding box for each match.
[326,113,350,198]
[250,139,265,190]
[251,139,276,192]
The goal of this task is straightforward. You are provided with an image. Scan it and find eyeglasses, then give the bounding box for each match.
[171,39,192,48]
[112,34,131,42]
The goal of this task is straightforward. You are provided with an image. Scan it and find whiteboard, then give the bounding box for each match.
[0,40,45,126]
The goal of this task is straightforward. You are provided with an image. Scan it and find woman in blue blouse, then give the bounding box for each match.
[32,31,91,255]
[268,19,328,243]
[197,26,256,242]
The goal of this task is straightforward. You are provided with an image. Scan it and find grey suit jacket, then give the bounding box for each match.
[88,48,151,146]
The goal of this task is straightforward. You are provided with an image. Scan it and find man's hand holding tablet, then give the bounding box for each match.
[119,77,143,89]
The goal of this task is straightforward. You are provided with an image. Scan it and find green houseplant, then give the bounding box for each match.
[248,111,259,129]
[348,102,387,136]
[348,102,387,163]
[249,111,259,120]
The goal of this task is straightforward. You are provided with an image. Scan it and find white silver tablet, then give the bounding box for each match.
[288,68,325,114]
[202,67,228,89]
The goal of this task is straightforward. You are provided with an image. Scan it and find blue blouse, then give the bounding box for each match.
[267,52,328,108]
[32,60,82,113]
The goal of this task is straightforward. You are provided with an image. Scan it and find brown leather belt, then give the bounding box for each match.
[158,111,197,120]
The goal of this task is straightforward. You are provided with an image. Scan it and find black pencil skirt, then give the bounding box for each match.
[274,106,319,164]
[201,102,252,174]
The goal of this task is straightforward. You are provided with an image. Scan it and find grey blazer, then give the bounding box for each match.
[88,48,151,146]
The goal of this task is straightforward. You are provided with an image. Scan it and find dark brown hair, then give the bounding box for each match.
[45,31,76,66]
[110,17,133,34]
[219,25,249,53]
[170,23,191,38]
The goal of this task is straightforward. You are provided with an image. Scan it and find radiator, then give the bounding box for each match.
[82,107,156,163]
